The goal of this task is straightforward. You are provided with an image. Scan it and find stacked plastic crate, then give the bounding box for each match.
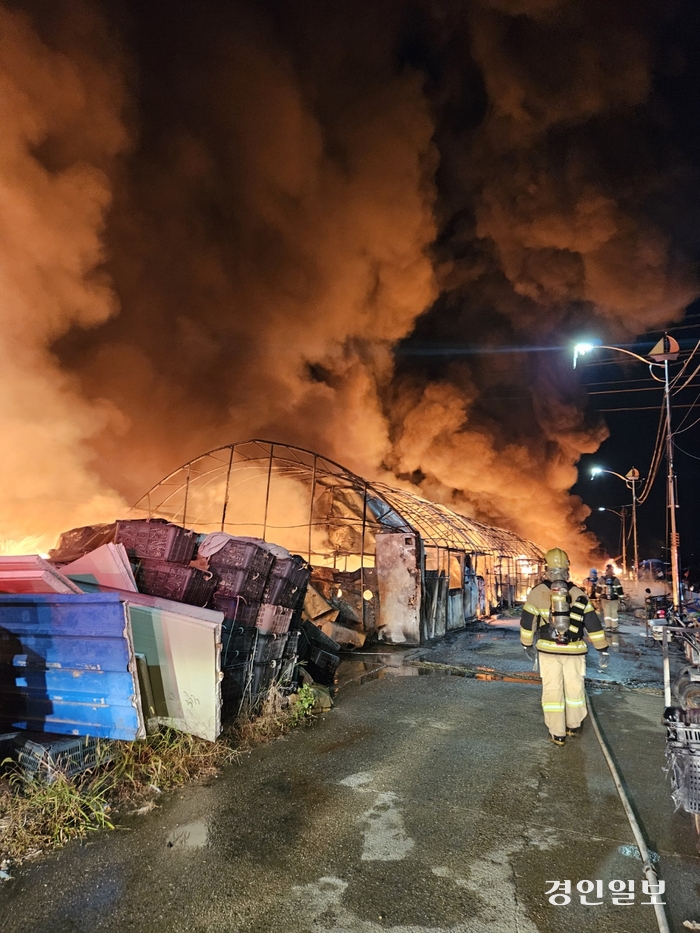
[299,619,341,685]
[209,539,309,705]
[115,520,216,607]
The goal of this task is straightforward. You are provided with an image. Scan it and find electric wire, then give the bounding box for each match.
[673,412,700,435]
[588,386,663,396]
[673,360,700,394]
[597,404,700,411]
[675,443,700,462]
[637,406,667,505]
[670,338,700,392]
[672,385,700,433]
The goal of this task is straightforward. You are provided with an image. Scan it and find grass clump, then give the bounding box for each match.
[232,682,318,747]
[0,729,236,865]
[105,728,237,804]
[0,686,319,866]
[0,765,115,862]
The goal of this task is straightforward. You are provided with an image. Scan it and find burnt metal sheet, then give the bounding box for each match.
[0,593,144,740]
[446,590,464,631]
[375,533,421,645]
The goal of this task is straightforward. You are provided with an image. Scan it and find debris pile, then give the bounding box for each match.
[0,519,342,778]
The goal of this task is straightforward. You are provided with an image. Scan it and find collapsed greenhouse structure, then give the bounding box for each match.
[130,440,544,646]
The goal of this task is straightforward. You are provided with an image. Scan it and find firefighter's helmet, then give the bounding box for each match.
[545,547,570,571]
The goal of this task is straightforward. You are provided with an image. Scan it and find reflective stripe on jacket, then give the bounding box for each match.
[520,581,609,655]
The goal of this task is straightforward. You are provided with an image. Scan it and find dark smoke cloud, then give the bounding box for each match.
[2,0,698,565]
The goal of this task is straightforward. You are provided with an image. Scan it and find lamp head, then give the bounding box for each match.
[590,467,602,478]
[573,341,597,369]
[598,507,605,511]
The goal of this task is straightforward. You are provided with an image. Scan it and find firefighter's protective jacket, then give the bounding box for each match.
[601,574,624,601]
[520,581,608,655]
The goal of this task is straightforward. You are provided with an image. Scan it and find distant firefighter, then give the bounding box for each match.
[601,563,624,631]
[583,567,600,610]
[520,548,609,747]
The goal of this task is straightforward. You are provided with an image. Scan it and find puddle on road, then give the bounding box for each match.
[166,819,208,849]
[336,622,666,693]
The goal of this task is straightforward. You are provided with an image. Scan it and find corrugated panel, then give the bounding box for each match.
[0,593,145,740]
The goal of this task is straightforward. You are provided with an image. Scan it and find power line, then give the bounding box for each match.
[675,443,700,462]
[637,406,666,505]
[597,404,700,411]
[588,386,663,396]
[584,376,667,387]
[673,410,700,436]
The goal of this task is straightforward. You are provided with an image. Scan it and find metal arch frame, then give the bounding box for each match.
[130,439,543,564]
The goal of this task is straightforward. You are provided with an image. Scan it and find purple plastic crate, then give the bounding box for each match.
[208,540,274,577]
[267,556,310,588]
[115,519,197,563]
[262,575,305,609]
[256,604,293,634]
[136,559,217,606]
[222,625,256,665]
[214,568,267,602]
[213,597,260,628]
[284,631,300,659]
[308,648,340,684]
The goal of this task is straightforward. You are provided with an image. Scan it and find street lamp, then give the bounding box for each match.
[575,334,682,610]
[590,467,641,580]
[597,506,629,577]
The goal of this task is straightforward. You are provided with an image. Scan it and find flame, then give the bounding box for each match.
[0,536,52,558]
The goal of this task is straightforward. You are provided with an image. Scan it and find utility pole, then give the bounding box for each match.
[626,468,640,581]
[650,336,682,612]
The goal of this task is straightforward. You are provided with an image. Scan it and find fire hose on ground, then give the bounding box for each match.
[586,688,671,933]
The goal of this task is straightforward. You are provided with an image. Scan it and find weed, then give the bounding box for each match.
[0,766,115,861]
[0,729,235,865]
[105,728,236,804]
[233,683,316,747]
[290,683,316,724]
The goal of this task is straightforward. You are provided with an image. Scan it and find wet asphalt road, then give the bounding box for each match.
[1,618,700,933]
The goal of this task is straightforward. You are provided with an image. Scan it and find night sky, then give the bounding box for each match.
[573,310,700,575]
[2,0,700,566]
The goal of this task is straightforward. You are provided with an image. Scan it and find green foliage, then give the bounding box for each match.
[290,683,316,724]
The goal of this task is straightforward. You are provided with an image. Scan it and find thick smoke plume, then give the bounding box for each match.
[2,0,698,565]
[0,1,128,551]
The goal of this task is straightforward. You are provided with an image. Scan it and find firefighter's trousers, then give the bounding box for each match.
[602,598,619,629]
[538,652,587,737]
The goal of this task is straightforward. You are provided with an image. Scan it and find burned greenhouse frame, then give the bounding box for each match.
[131,440,544,646]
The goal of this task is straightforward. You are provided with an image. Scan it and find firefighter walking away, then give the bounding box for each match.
[520,548,609,747]
[601,563,624,631]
